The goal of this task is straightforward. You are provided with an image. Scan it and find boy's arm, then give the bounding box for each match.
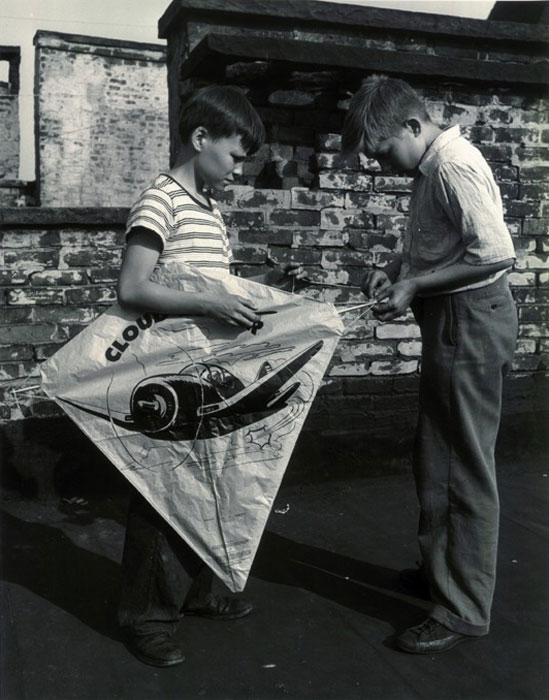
[118,228,260,329]
[373,159,516,320]
[361,258,402,298]
[243,259,308,289]
[373,258,514,321]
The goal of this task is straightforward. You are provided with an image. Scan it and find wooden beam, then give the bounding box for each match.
[159,0,548,45]
[181,33,548,87]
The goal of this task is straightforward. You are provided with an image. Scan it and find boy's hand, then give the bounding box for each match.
[373,280,417,321]
[265,259,308,288]
[361,269,392,299]
[204,293,260,329]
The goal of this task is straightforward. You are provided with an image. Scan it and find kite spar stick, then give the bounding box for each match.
[336,299,378,315]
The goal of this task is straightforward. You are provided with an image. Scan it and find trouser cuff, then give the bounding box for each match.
[431,606,489,636]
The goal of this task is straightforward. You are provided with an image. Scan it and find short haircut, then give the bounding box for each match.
[341,75,431,155]
[178,85,265,155]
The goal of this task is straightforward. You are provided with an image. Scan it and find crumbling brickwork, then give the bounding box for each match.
[0,47,22,204]
[34,32,169,207]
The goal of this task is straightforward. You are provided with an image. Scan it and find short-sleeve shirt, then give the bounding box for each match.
[398,125,515,293]
[125,173,233,279]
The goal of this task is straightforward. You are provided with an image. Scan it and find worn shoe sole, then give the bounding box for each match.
[183,602,254,620]
[127,646,186,667]
[396,633,475,654]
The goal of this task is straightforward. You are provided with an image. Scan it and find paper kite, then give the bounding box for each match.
[40,262,344,591]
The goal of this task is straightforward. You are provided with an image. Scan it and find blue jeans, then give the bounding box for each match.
[118,491,213,637]
[411,274,517,635]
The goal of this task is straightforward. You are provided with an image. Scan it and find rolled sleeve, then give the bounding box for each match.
[435,161,516,265]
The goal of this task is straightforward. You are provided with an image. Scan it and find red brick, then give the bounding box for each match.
[61,249,122,267]
[64,287,117,304]
[7,288,65,305]
[269,209,320,227]
[267,248,322,265]
[238,229,293,246]
[30,270,87,286]
[0,345,34,361]
[4,250,60,268]
[223,211,265,228]
[1,230,61,247]
[494,128,540,144]
[322,250,371,268]
[503,200,541,218]
[0,323,66,344]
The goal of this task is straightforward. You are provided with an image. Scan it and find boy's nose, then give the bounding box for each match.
[232,162,244,176]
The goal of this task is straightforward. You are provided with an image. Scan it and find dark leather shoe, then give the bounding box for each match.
[398,563,430,600]
[183,593,253,620]
[396,617,478,654]
[125,632,185,667]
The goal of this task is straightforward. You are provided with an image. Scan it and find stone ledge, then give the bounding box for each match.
[34,31,166,61]
[0,208,129,226]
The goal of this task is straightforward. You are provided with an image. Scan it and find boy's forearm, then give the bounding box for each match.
[411,258,514,296]
[118,279,212,315]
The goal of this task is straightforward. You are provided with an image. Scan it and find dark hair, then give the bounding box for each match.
[178,85,265,155]
[341,75,431,155]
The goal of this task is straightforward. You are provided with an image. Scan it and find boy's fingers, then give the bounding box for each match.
[375,289,390,302]
[239,298,258,311]
[284,263,305,277]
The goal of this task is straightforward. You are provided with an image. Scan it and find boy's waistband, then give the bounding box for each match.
[417,270,510,301]
[449,271,510,300]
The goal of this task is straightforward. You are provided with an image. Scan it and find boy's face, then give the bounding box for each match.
[369,124,424,174]
[197,132,248,187]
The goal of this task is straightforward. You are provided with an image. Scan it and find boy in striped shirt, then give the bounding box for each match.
[117,86,306,667]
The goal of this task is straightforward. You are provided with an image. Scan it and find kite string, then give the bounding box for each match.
[341,305,375,335]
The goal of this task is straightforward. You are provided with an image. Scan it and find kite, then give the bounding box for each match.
[40,261,344,592]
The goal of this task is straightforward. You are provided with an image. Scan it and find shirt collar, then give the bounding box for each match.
[419,125,461,176]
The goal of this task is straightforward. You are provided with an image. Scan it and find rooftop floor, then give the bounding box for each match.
[1,465,547,700]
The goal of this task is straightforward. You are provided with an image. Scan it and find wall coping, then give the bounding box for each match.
[183,32,548,86]
[34,30,166,58]
[0,46,21,57]
[158,0,548,44]
[0,207,129,226]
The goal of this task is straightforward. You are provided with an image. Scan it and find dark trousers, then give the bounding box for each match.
[412,274,517,635]
[118,491,213,637]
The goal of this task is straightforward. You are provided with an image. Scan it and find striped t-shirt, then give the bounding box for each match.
[126,173,233,279]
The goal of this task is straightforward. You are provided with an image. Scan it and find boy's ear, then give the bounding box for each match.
[404,118,422,137]
[191,126,208,151]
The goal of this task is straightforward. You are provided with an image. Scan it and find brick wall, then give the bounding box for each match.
[0,47,20,183]
[34,32,169,207]
[1,3,548,496]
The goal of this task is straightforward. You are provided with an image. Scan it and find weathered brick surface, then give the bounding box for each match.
[0,49,20,181]
[34,32,169,207]
[2,7,549,491]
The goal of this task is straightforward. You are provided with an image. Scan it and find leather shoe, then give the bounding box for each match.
[125,632,185,667]
[398,563,430,600]
[183,592,253,620]
[396,617,478,654]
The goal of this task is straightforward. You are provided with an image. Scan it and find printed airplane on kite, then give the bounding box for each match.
[58,340,323,441]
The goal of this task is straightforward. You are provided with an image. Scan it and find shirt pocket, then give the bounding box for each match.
[412,224,453,261]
